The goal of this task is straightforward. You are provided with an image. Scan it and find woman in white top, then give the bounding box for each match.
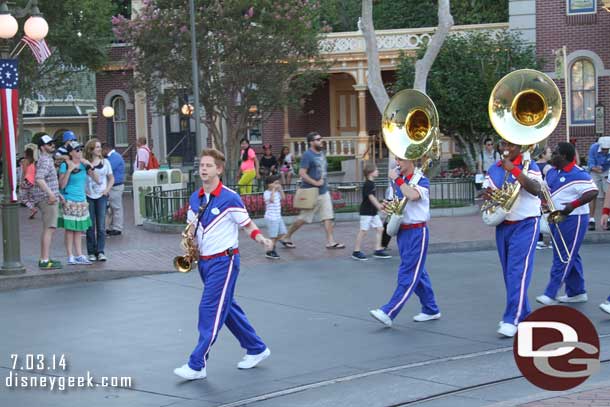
[278,146,294,187]
[84,138,114,262]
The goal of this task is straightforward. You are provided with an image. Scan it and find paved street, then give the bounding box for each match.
[2,194,610,291]
[1,242,610,406]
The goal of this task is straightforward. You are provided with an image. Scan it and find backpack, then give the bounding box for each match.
[142,146,160,170]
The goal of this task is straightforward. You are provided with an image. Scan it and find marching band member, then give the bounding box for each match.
[174,148,273,381]
[600,172,610,315]
[482,141,542,338]
[369,158,441,327]
[536,143,598,306]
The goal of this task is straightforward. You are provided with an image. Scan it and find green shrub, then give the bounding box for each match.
[448,154,467,170]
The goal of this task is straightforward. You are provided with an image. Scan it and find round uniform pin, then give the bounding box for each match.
[211,208,220,215]
[560,177,566,182]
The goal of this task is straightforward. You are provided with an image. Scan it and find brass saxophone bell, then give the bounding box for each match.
[173,256,193,273]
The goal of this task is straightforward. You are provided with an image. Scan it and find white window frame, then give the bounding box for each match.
[570,58,596,125]
[566,0,597,15]
[112,96,129,147]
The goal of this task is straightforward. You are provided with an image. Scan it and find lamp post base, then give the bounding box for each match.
[1,199,26,275]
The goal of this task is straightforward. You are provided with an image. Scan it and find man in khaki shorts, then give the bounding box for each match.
[587,136,610,230]
[281,132,344,249]
[33,135,63,269]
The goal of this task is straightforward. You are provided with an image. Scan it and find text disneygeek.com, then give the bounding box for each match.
[4,371,133,391]
[4,354,132,391]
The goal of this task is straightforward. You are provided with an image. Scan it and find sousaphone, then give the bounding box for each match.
[481,69,562,226]
[381,89,440,236]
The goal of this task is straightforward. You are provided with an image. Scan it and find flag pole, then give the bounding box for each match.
[563,45,570,143]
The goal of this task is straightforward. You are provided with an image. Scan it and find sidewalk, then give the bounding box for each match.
[1,194,610,290]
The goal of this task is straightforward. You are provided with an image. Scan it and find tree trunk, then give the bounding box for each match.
[361,0,389,114]
[454,132,477,172]
[413,0,454,93]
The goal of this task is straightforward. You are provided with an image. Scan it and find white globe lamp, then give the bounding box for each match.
[102,106,115,118]
[24,15,48,40]
[0,13,18,39]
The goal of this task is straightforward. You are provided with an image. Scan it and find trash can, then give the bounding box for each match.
[132,169,184,225]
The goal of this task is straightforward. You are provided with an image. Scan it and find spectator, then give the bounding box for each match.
[351,163,391,261]
[263,174,286,260]
[19,143,38,219]
[477,138,500,175]
[587,136,610,230]
[84,139,114,262]
[58,141,96,265]
[102,143,125,236]
[278,146,294,187]
[55,130,77,162]
[280,132,345,249]
[259,144,278,177]
[33,135,63,270]
[237,138,259,194]
[135,136,150,171]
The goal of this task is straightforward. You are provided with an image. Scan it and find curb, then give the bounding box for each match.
[3,235,610,292]
[0,268,173,292]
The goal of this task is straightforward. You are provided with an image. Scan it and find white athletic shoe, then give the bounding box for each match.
[173,364,206,380]
[497,322,518,338]
[600,302,610,315]
[413,312,441,322]
[369,309,392,327]
[237,348,270,369]
[557,293,588,303]
[536,295,558,305]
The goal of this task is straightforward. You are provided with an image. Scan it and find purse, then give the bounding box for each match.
[293,187,319,210]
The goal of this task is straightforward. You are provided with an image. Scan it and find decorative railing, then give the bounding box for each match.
[318,23,508,55]
[288,136,359,157]
[143,179,475,224]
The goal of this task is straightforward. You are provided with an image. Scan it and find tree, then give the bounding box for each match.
[8,0,116,99]
[361,0,453,114]
[113,0,325,180]
[319,0,506,33]
[394,30,538,170]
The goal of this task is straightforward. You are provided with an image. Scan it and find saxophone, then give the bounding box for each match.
[173,215,200,272]
[481,151,531,226]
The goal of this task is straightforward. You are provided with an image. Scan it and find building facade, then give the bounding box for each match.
[510,0,610,158]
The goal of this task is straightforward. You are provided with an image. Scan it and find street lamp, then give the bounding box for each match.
[0,0,48,275]
[102,105,115,148]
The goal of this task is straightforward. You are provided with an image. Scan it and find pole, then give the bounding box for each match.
[563,45,570,142]
[189,0,202,156]
[0,47,24,274]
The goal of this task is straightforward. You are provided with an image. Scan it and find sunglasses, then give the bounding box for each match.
[485,143,493,146]
[73,148,82,152]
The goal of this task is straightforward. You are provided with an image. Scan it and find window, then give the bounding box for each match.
[112,96,128,146]
[247,106,262,144]
[566,0,596,15]
[570,59,595,124]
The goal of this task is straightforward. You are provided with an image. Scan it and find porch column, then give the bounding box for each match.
[354,85,368,138]
[353,85,370,181]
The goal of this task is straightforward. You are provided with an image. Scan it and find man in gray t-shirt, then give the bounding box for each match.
[280,132,345,250]
[299,147,328,194]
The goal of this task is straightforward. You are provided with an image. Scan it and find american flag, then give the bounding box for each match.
[21,36,51,64]
[0,59,19,202]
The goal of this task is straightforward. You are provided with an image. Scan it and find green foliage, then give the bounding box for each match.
[318,0,508,32]
[8,0,116,99]
[394,30,538,169]
[114,0,325,177]
[326,156,349,172]
[448,154,466,170]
